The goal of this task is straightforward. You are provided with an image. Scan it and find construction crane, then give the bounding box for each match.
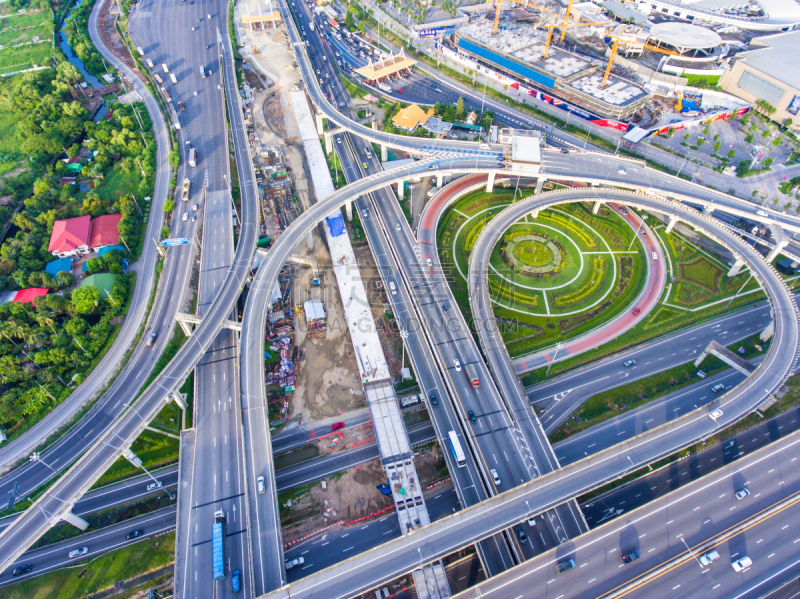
[493,0,502,36]
[602,32,682,87]
[539,18,612,59]
[561,0,574,41]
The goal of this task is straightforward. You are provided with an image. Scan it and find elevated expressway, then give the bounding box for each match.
[0,4,261,573]
[252,186,798,599]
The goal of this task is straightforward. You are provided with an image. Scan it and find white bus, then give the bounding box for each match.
[447,431,466,468]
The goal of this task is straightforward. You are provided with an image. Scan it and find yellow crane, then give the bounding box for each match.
[493,0,502,35]
[561,0,575,42]
[539,18,612,59]
[602,32,682,87]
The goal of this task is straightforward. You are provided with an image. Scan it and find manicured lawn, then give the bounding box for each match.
[96,166,142,204]
[92,429,179,488]
[0,532,175,599]
[438,191,646,357]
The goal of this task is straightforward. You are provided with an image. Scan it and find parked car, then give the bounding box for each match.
[699,550,720,566]
[735,487,751,500]
[490,468,501,485]
[68,547,88,559]
[732,556,753,572]
[126,529,143,540]
[621,550,640,564]
[468,410,477,424]
[285,557,305,570]
[257,476,266,494]
[331,422,345,431]
[11,564,32,576]
[623,359,636,367]
[514,525,527,544]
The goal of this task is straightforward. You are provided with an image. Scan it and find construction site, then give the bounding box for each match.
[435,0,756,126]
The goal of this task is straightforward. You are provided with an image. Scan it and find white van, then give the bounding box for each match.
[389,281,396,295]
[188,148,197,167]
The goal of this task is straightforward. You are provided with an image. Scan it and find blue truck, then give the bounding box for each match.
[212,510,226,580]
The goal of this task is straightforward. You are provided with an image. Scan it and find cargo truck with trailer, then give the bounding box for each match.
[464,364,480,388]
[212,510,226,580]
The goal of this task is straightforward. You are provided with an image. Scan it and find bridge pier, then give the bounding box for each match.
[530,207,540,219]
[728,258,746,277]
[381,144,388,162]
[371,120,377,131]
[592,201,602,215]
[170,391,188,410]
[345,198,353,221]
[324,131,332,154]
[306,231,314,251]
[437,173,444,188]
[315,113,324,136]
[177,318,193,337]
[61,510,89,531]
[397,180,405,201]
[665,215,678,234]
[766,239,788,263]
[486,172,496,193]
[535,177,546,195]
[761,321,775,342]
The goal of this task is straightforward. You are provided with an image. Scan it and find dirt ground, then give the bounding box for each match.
[281,443,447,542]
[289,235,364,421]
[97,2,142,77]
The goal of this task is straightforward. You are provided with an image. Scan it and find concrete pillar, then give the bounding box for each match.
[315,113,324,136]
[324,132,332,154]
[381,144,388,162]
[371,120,377,131]
[694,350,709,368]
[306,231,314,251]
[345,198,353,221]
[728,258,746,277]
[171,391,187,410]
[397,180,404,201]
[530,207,540,219]
[535,177,546,195]
[177,318,193,337]
[436,173,444,188]
[62,510,89,531]
[486,172,496,193]
[760,321,774,342]
[766,240,789,263]
[702,203,713,215]
[665,215,678,234]
[592,201,602,215]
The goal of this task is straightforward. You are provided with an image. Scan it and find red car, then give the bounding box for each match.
[331,422,345,431]
[632,308,641,315]
[397,88,403,93]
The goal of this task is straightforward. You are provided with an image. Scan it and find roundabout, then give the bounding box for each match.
[437,189,651,357]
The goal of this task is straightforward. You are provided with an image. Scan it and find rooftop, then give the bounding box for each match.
[13,288,48,303]
[392,104,434,130]
[734,30,800,91]
[89,213,122,249]
[355,53,417,80]
[48,215,91,254]
[648,22,722,51]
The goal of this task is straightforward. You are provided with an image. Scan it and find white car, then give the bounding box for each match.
[147,481,162,491]
[651,252,658,260]
[699,550,720,566]
[732,556,753,572]
[454,359,461,372]
[756,210,768,217]
[68,547,88,559]
[490,469,501,485]
[285,557,305,570]
[709,408,723,421]
[618,167,627,175]
[257,476,266,494]
[735,487,751,500]
[182,213,188,222]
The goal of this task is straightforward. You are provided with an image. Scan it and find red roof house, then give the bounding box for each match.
[89,214,123,249]
[48,216,91,258]
[13,288,48,303]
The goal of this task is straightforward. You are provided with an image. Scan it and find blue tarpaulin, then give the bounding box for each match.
[326,214,345,237]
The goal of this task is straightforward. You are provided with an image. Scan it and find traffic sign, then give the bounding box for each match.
[163,238,189,247]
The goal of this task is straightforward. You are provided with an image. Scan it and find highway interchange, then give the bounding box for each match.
[1,0,800,597]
